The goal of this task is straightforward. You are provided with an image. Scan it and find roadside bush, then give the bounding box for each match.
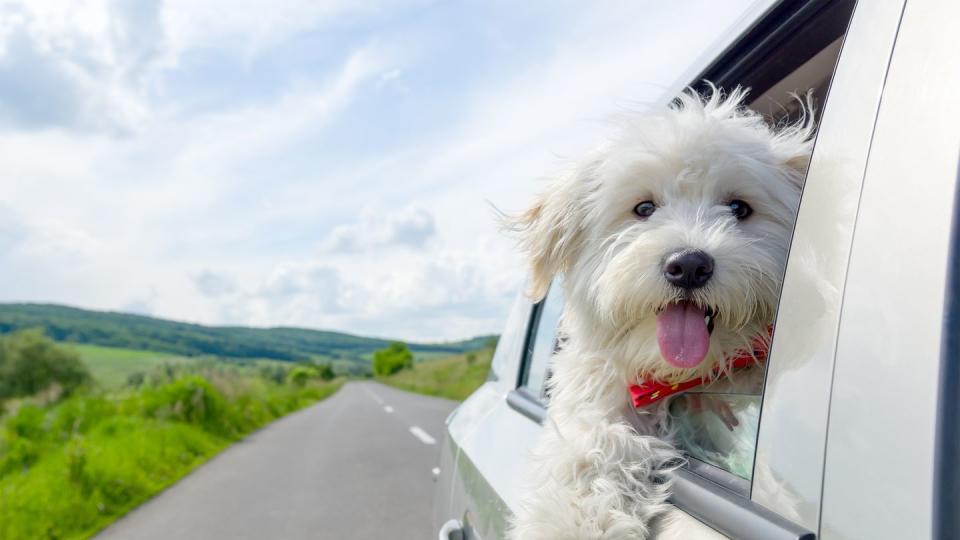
[316,363,335,381]
[372,342,414,376]
[288,366,314,387]
[126,371,146,388]
[258,364,288,384]
[50,395,118,441]
[139,376,231,436]
[0,330,92,399]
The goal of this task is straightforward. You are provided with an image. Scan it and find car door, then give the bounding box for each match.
[670,0,960,537]
[813,1,960,537]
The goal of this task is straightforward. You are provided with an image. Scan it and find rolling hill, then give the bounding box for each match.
[0,303,494,366]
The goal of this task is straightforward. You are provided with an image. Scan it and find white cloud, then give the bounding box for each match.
[0,204,101,261]
[0,0,160,132]
[122,289,158,316]
[0,1,775,341]
[324,205,435,253]
[192,270,237,298]
[159,0,426,62]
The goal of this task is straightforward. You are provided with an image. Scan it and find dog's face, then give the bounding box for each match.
[511,89,814,381]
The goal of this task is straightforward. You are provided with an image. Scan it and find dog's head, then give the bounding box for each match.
[509,87,815,381]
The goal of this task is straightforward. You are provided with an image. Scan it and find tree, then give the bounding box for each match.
[288,366,315,387]
[0,329,92,399]
[315,363,335,381]
[372,342,414,376]
[126,371,146,388]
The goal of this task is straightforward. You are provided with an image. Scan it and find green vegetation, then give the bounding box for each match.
[287,363,335,387]
[0,333,342,540]
[372,342,414,376]
[0,330,92,402]
[0,303,495,375]
[378,345,494,401]
[71,344,177,390]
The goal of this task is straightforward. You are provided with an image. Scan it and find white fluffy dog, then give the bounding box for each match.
[507,87,814,539]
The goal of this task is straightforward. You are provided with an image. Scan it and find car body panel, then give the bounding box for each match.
[751,0,907,529]
[819,0,960,537]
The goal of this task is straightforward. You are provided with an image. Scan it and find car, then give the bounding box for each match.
[433,0,960,538]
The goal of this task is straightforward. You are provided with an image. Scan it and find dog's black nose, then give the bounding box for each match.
[663,250,714,289]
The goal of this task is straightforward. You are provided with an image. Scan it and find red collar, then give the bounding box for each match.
[628,329,771,408]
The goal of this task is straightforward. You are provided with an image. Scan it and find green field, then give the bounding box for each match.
[378,347,494,401]
[72,344,181,390]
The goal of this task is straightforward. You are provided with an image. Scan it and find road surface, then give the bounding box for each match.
[95,381,458,540]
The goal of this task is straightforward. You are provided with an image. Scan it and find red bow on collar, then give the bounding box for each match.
[628,328,772,408]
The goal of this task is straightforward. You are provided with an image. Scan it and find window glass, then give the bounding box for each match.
[521,285,565,401]
[670,393,760,480]
[667,36,849,482]
[489,289,535,382]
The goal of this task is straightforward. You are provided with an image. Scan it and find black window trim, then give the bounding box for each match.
[933,162,960,539]
[507,294,550,424]
[691,0,857,100]
[516,298,546,391]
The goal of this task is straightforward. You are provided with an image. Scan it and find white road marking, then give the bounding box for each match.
[363,384,439,448]
[409,426,436,445]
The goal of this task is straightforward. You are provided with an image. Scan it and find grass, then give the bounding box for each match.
[71,344,179,390]
[0,355,342,540]
[378,347,493,401]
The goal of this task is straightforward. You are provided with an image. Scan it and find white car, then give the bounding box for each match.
[434,0,960,538]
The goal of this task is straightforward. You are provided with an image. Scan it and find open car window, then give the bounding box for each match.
[666,4,855,485]
[519,285,564,402]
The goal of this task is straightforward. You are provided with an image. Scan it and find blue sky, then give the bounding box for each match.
[0,0,769,341]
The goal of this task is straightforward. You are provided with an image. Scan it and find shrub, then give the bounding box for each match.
[126,371,146,388]
[258,364,287,384]
[139,377,232,436]
[372,342,414,376]
[315,363,335,381]
[0,330,92,399]
[288,366,315,387]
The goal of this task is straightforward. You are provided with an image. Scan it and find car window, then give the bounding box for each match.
[666,8,856,484]
[670,393,761,480]
[489,289,536,382]
[520,284,565,402]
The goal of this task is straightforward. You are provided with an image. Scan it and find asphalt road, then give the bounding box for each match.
[95,381,458,540]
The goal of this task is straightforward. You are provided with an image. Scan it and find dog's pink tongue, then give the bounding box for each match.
[656,301,710,368]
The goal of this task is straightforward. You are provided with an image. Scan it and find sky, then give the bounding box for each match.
[0,0,771,342]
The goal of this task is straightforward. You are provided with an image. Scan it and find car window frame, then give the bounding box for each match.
[676,1,873,537]
[507,295,551,424]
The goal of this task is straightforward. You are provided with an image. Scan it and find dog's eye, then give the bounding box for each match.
[633,201,656,218]
[729,200,752,220]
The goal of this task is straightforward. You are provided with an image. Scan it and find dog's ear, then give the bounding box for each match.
[783,152,811,177]
[773,92,817,186]
[503,162,594,301]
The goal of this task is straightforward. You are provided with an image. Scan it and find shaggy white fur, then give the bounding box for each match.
[506,87,815,539]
